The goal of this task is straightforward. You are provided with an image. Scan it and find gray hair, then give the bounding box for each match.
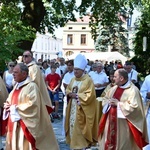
[17,63,29,75]
[96,62,104,68]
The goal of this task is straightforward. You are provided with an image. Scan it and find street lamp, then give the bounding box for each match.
[143,36,147,51]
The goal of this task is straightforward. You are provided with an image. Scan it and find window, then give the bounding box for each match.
[66,51,74,57]
[82,27,86,29]
[68,27,73,29]
[67,34,73,45]
[80,51,86,53]
[45,54,47,60]
[81,34,86,45]
[35,54,37,60]
[41,54,43,61]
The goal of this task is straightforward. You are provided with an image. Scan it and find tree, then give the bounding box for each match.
[0,2,35,71]
[94,21,130,57]
[0,0,77,71]
[0,0,150,76]
[78,0,150,77]
[76,0,134,57]
[131,0,150,76]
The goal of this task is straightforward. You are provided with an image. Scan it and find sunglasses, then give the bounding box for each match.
[9,65,15,67]
[22,55,31,58]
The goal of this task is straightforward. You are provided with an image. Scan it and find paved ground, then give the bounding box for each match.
[52,117,99,150]
[52,117,70,149]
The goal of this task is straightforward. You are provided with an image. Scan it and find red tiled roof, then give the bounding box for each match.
[68,15,91,23]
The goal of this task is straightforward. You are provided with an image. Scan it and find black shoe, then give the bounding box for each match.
[53,114,61,120]
[50,114,54,123]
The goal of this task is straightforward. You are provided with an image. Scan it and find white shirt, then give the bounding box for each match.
[62,71,74,85]
[140,75,150,148]
[61,71,74,96]
[85,65,91,73]
[88,71,96,77]
[90,71,109,90]
[140,75,150,103]
[128,69,138,82]
[4,70,14,87]
[59,64,67,74]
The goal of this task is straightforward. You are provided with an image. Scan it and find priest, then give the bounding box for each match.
[98,68,148,150]
[3,63,59,150]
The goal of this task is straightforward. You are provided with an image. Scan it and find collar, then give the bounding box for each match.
[119,81,131,89]
[69,71,74,74]
[25,61,36,67]
[75,73,86,81]
[15,77,31,89]
[96,71,103,74]
[129,69,134,74]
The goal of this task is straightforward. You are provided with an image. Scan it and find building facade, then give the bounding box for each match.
[31,31,63,62]
[63,16,95,59]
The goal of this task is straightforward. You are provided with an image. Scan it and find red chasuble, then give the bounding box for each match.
[8,89,36,150]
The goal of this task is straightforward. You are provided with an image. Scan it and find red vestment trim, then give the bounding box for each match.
[0,108,8,136]
[19,120,36,150]
[8,88,37,150]
[46,105,54,114]
[105,87,124,150]
[98,113,108,137]
[127,120,148,149]
[98,87,125,150]
[104,105,117,150]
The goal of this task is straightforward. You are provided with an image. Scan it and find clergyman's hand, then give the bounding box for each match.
[109,98,118,106]
[68,93,76,99]
[4,102,11,111]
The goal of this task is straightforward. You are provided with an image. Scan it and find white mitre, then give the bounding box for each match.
[74,54,88,70]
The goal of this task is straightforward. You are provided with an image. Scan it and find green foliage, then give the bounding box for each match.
[0,0,150,77]
[40,0,77,34]
[77,0,150,76]
[131,0,150,76]
[0,3,35,71]
[95,23,130,56]
[87,0,131,56]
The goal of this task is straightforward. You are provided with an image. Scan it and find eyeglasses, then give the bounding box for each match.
[22,55,31,58]
[9,65,15,67]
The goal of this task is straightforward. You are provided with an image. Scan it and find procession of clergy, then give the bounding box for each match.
[0,50,150,150]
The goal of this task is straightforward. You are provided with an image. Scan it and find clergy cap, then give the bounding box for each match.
[74,54,87,70]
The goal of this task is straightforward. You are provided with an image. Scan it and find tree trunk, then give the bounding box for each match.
[19,0,46,50]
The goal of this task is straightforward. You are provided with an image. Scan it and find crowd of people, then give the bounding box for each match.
[0,51,150,150]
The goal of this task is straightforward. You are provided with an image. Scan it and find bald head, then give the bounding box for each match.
[114,69,128,86]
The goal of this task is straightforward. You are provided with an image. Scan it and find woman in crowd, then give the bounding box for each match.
[3,61,15,93]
